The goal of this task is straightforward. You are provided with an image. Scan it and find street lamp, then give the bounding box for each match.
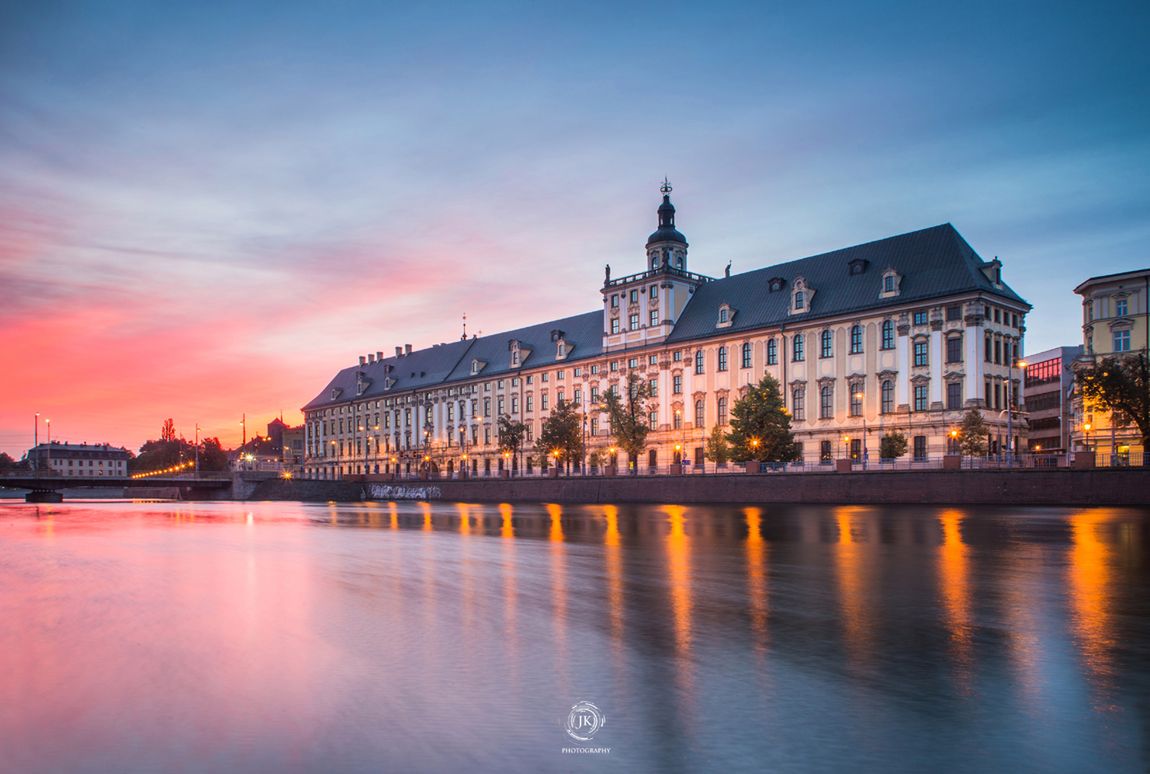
[1083,422,1092,461]
[949,428,960,460]
[33,412,39,472]
[854,391,868,470]
[842,433,850,462]
[45,418,51,473]
[1007,358,1027,466]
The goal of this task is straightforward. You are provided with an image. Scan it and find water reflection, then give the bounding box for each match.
[1,501,1148,773]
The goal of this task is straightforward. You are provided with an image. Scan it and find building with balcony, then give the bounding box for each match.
[301,185,1031,478]
[1071,268,1150,462]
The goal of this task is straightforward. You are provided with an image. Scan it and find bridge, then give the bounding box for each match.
[0,472,280,502]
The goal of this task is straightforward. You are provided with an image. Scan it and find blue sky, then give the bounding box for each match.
[1,0,1147,453]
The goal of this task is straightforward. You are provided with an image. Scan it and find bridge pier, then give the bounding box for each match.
[26,490,64,503]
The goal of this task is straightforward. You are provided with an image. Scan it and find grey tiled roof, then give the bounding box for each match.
[666,223,1029,344]
[302,311,603,410]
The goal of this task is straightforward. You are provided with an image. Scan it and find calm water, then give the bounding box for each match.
[1,501,1148,773]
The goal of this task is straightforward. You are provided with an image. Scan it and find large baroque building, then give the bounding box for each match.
[302,187,1031,479]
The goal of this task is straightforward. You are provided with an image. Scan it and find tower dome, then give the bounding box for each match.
[646,179,688,271]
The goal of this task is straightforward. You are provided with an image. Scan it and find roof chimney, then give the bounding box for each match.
[376,351,383,361]
[359,355,366,366]
[395,346,403,357]
[405,343,413,355]
[367,353,376,363]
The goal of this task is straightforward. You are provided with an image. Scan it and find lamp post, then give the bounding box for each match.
[1007,358,1027,466]
[33,412,39,472]
[854,391,868,470]
[842,433,850,462]
[1083,421,1092,463]
[45,418,51,474]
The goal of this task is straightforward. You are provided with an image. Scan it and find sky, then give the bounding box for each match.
[1,1,1148,457]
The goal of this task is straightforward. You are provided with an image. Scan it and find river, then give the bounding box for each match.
[1,501,1147,772]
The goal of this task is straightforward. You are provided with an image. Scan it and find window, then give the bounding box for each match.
[694,399,705,428]
[590,365,599,375]
[650,309,659,327]
[946,305,962,322]
[946,334,963,364]
[629,313,639,331]
[881,320,894,350]
[792,388,805,421]
[718,346,728,371]
[793,335,805,362]
[913,435,927,461]
[673,374,682,394]
[611,295,619,309]
[767,339,777,365]
[719,307,729,324]
[913,384,928,412]
[741,342,752,369]
[590,385,599,402]
[985,334,993,363]
[497,397,504,415]
[649,285,658,299]
[881,380,894,414]
[695,350,705,374]
[820,440,833,462]
[628,357,639,369]
[1114,329,1131,352]
[609,361,618,372]
[849,387,863,417]
[673,350,682,362]
[648,378,658,397]
[850,325,863,354]
[1115,297,1128,317]
[649,354,658,365]
[946,382,962,410]
[526,394,533,412]
[541,393,549,411]
[794,291,805,310]
[883,273,896,293]
[913,310,928,326]
[717,397,728,426]
[483,398,491,417]
[914,340,929,367]
[630,289,638,303]
[648,411,657,430]
[611,318,620,334]
[673,411,682,429]
[994,338,1002,364]
[557,389,565,404]
[820,330,833,358]
[820,384,834,419]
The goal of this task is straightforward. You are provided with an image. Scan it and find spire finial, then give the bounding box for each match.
[660,177,672,195]
[461,312,467,341]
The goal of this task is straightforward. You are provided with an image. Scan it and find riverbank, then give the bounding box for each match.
[247,467,1150,507]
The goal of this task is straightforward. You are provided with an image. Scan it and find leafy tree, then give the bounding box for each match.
[497,415,528,474]
[131,433,230,474]
[727,375,801,462]
[958,409,989,457]
[0,452,30,473]
[161,418,176,442]
[879,431,908,460]
[705,425,731,465]
[1078,353,1150,465]
[534,399,584,474]
[198,438,229,471]
[604,374,650,474]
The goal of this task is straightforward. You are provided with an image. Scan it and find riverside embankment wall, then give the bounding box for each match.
[248,469,1150,507]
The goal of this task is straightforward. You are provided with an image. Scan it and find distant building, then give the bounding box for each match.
[1072,268,1150,461]
[302,186,1031,479]
[281,425,305,474]
[1022,346,1081,454]
[27,442,130,477]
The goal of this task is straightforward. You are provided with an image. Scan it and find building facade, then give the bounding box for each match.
[1022,346,1081,454]
[26,442,131,477]
[1071,268,1150,461]
[302,187,1031,479]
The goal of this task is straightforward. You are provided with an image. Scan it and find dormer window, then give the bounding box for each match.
[880,268,901,298]
[848,258,869,276]
[716,303,735,328]
[470,358,486,376]
[790,277,813,315]
[509,339,523,368]
[556,339,567,359]
[330,388,343,401]
[768,277,785,293]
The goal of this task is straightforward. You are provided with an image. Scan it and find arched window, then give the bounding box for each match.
[741,342,752,368]
[820,384,834,419]
[794,290,805,310]
[694,399,705,428]
[717,346,728,371]
[793,334,805,362]
[850,324,863,354]
[766,339,777,365]
[820,329,833,358]
[881,320,895,350]
[717,397,728,426]
[695,350,705,374]
[881,379,894,414]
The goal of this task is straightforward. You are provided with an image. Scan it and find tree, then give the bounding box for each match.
[727,375,801,462]
[604,374,650,474]
[705,425,731,465]
[198,438,229,471]
[958,409,989,457]
[161,418,176,442]
[1078,353,1150,465]
[534,399,584,474]
[879,431,908,460]
[0,452,30,473]
[497,415,528,474]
